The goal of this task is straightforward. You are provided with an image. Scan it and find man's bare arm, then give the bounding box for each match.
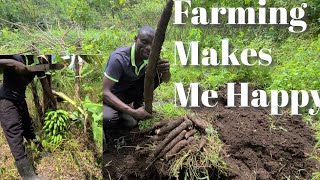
[0,59,29,74]
[103,76,135,115]
[40,77,57,110]
[103,76,151,119]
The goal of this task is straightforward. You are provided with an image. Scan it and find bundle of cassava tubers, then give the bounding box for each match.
[140,115,210,161]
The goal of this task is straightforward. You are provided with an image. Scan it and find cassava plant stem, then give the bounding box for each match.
[144,0,173,114]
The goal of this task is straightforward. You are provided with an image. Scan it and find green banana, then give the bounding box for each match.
[64,122,67,127]
[43,124,48,129]
[57,135,62,142]
[49,121,54,129]
[58,117,64,124]
[46,111,54,117]
[52,113,57,121]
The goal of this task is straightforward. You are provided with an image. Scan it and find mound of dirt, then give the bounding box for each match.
[104,130,165,180]
[195,84,319,179]
[103,84,319,180]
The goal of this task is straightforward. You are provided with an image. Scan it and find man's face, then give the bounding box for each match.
[135,31,155,60]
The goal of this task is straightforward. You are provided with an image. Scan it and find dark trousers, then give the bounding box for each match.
[103,103,143,130]
[103,105,119,128]
[0,99,36,161]
[103,102,143,141]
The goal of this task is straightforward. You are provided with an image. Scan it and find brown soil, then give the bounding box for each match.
[104,130,165,180]
[103,84,319,180]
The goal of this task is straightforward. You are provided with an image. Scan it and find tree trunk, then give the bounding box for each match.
[74,55,81,100]
[144,0,173,114]
[43,55,53,112]
[75,39,82,100]
[30,80,43,125]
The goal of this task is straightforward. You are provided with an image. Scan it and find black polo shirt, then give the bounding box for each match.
[0,55,46,101]
[104,44,160,104]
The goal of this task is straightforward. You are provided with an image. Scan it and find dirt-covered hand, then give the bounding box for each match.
[13,61,29,74]
[157,60,170,73]
[133,106,152,120]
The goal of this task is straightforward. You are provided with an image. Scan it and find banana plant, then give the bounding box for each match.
[52,90,102,147]
[43,109,69,144]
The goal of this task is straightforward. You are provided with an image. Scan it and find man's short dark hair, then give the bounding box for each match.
[138,26,155,35]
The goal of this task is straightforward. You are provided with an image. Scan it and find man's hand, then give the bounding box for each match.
[157,59,171,83]
[157,60,170,73]
[131,106,152,120]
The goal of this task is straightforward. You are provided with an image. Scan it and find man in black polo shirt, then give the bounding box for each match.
[103,26,170,132]
[0,55,56,179]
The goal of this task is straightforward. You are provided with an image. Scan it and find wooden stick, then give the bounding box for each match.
[144,0,173,114]
[30,80,43,124]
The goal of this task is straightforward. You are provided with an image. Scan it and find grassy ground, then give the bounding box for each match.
[0,128,101,179]
[0,128,18,179]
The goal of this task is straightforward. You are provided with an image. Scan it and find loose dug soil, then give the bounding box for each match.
[103,84,319,180]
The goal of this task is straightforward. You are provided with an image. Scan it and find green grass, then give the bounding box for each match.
[312,172,320,180]
[154,103,188,118]
[0,129,19,179]
[0,128,102,179]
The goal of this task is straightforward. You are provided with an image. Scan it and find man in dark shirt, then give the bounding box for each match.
[0,55,56,180]
[103,26,170,132]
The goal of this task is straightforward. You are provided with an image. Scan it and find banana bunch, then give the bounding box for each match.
[43,109,69,144]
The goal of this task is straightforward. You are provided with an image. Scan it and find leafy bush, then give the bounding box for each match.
[269,36,320,91]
